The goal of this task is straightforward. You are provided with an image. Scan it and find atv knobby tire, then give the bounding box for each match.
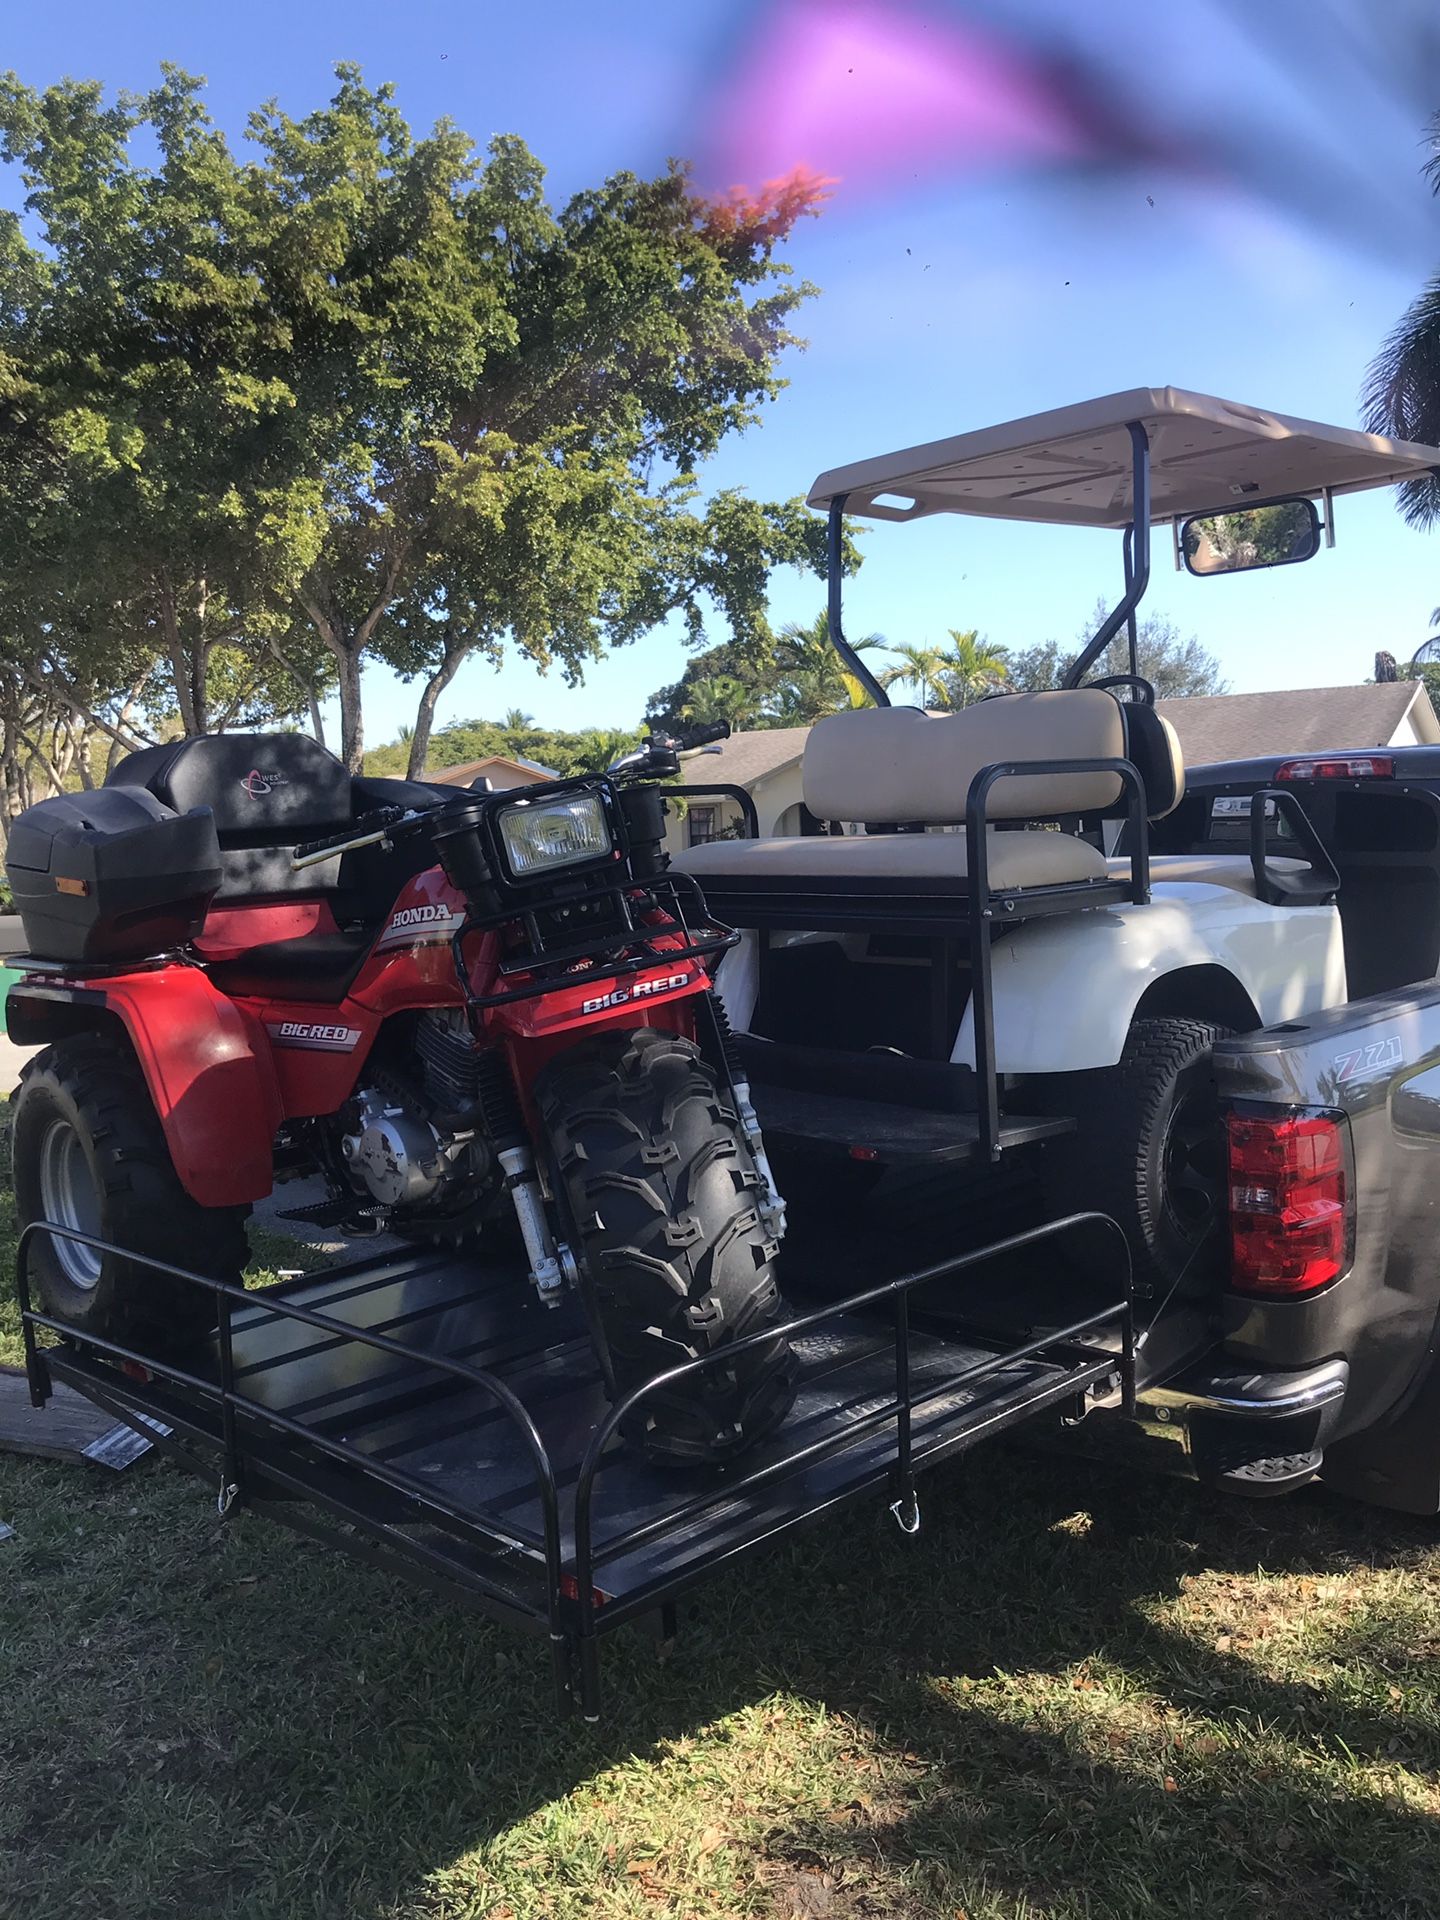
[536,1027,797,1465]
[1033,1016,1232,1299]
[13,1034,249,1354]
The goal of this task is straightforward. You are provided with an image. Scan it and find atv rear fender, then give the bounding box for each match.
[8,967,283,1207]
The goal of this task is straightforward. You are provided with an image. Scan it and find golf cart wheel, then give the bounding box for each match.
[1033,1017,1232,1299]
[13,1034,249,1355]
[537,1026,798,1466]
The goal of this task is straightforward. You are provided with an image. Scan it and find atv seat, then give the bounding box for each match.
[109,733,354,902]
[673,691,1182,926]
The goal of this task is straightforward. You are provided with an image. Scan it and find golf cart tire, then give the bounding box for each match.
[13,1034,248,1355]
[1033,1017,1232,1299]
[537,1026,798,1466]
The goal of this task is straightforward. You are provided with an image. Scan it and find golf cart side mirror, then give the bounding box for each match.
[1179,496,1321,577]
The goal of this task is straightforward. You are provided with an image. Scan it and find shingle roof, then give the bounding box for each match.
[678,687,1440,796]
[426,753,559,787]
[1157,682,1438,765]
[679,726,810,786]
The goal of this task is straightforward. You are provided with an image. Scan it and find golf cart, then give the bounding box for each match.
[672,387,1440,1304]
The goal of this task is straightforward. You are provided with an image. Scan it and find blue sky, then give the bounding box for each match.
[5,0,1440,746]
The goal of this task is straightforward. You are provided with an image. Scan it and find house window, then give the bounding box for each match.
[687,805,719,847]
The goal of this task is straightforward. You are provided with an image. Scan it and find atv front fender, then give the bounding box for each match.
[8,966,282,1207]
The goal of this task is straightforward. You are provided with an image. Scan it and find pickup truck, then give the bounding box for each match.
[1123,744,1440,1514]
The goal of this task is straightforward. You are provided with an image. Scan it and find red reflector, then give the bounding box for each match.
[849,1146,880,1162]
[1275,755,1393,782]
[559,1574,608,1609]
[120,1359,153,1383]
[1227,1111,1348,1296]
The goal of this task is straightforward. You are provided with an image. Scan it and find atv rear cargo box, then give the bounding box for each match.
[5,788,222,963]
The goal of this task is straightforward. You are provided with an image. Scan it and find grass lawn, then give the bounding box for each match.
[3,1122,1440,1918]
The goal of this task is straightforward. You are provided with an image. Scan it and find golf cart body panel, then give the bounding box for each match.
[712,882,1345,1077]
[806,386,1440,527]
[948,884,1346,1073]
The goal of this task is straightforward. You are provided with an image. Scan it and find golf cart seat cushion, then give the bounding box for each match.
[677,826,1109,891]
[1117,707,1184,819]
[802,692,1123,825]
[802,690,1184,826]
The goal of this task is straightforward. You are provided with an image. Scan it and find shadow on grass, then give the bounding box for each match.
[5,1434,1440,1918]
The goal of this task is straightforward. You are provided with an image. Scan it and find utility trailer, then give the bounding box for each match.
[15,1211,1133,1719]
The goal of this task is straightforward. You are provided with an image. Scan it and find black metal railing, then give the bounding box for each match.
[965,755,1150,1158]
[568,1208,1134,1716]
[18,1207,1133,1719]
[451,869,738,1014]
[16,1222,571,1693]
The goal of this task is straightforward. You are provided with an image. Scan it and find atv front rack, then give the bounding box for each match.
[453,868,737,1012]
[17,1213,1133,1720]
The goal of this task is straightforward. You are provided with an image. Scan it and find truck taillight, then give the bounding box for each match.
[1275,755,1393,781]
[1227,1110,1349,1297]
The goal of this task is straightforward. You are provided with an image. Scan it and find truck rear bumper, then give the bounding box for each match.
[1131,1355,1350,1494]
[1143,1354,1349,1423]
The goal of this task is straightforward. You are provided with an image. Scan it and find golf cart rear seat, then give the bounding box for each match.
[674,690,1184,914]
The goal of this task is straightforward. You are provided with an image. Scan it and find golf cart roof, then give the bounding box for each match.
[807,387,1440,529]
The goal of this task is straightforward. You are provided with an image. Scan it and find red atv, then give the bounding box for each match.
[4,729,796,1465]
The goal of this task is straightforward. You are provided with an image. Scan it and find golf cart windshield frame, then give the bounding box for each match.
[827,419,1154,702]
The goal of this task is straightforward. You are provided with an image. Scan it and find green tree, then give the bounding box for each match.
[0,67,832,773]
[761,610,882,723]
[1000,602,1227,698]
[933,628,1008,709]
[0,68,335,739]
[1365,112,1440,525]
[680,673,761,730]
[879,641,948,706]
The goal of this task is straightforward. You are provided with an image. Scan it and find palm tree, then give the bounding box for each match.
[563,728,642,775]
[765,611,884,723]
[502,708,535,732]
[1365,115,1440,525]
[933,628,1009,709]
[879,642,948,707]
[681,674,757,730]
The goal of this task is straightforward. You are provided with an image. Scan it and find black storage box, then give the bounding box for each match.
[6,788,223,963]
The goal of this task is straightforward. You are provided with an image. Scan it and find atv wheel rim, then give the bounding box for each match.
[37,1118,104,1290]
[1162,1087,1225,1243]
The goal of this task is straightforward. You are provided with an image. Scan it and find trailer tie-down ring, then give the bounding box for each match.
[889,1492,921,1536]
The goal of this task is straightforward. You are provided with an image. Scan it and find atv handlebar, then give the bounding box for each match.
[292,806,423,870]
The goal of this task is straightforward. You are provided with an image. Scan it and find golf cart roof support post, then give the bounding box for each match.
[1062,421,1151,688]
[827,496,891,708]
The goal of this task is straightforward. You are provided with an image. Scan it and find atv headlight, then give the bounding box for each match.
[498,793,612,878]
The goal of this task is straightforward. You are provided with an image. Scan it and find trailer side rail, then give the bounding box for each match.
[17,1212,1133,1717]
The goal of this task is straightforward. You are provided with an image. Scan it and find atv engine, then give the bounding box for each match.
[338,1011,493,1217]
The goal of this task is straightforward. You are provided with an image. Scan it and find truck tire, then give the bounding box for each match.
[536,1027,798,1465]
[1033,1017,1232,1299]
[13,1034,249,1355]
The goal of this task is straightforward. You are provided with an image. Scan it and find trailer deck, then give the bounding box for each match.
[18,1208,1133,1718]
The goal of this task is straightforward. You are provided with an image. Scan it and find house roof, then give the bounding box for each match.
[426,753,559,788]
[679,727,810,787]
[807,387,1440,529]
[1158,682,1440,767]
[683,690,1440,798]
